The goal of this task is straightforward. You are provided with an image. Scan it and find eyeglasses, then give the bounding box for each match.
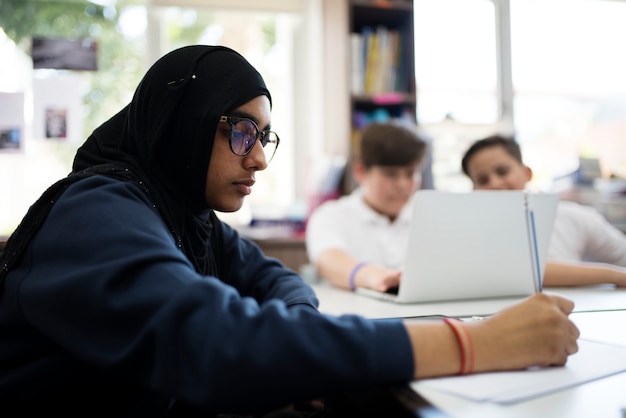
[219,115,280,163]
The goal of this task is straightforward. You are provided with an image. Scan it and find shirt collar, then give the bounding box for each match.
[348,188,413,226]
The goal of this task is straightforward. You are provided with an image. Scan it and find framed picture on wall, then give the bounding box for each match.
[0,126,22,152]
[0,92,25,153]
[45,107,68,139]
[32,37,98,71]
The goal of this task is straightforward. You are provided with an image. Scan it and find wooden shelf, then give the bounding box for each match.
[348,0,416,125]
[320,0,417,161]
[250,236,309,273]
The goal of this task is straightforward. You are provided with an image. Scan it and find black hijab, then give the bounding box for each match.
[0,45,271,285]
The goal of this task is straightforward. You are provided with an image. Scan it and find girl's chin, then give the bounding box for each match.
[210,199,245,213]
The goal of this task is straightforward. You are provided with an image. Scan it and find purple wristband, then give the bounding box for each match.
[348,261,368,291]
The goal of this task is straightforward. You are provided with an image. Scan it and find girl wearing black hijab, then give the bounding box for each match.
[0,45,579,416]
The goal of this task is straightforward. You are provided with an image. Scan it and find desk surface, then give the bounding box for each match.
[412,367,626,418]
[310,283,626,418]
[310,282,626,319]
[411,310,626,418]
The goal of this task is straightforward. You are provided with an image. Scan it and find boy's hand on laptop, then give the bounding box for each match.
[357,264,402,292]
[469,293,580,372]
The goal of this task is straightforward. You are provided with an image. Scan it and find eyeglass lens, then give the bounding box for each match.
[230,119,278,162]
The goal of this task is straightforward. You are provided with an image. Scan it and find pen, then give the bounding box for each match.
[529,209,543,292]
[525,192,542,293]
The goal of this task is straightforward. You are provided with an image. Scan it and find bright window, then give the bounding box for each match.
[415,0,626,195]
[413,0,499,191]
[0,1,320,235]
[511,0,626,188]
[414,0,498,124]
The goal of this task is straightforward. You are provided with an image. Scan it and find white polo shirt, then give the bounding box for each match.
[305,188,413,270]
[549,200,626,266]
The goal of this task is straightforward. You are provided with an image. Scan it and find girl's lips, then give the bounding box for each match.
[235,183,252,195]
[234,179,255,195]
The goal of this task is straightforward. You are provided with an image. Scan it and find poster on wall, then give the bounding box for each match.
[33,75,82,143]
[0,126,22,151]
[45,107,68,139]
[32,37,98,71]
[0,92,24,153]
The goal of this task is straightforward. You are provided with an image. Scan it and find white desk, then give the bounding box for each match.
[571,310,626,347]
[412,367,626,418]
[311,282,626,319]
[410,310,626,418]
[310,283,626,418]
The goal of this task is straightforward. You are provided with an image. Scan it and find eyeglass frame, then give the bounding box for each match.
[218,115,280,162]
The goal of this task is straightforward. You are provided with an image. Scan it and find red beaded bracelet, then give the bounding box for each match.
[443,318,474,375]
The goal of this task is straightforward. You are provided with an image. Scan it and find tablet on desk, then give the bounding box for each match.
[357,191,559,304]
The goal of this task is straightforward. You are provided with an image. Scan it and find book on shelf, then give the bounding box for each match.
[350,25,406,95]
[349,33,364,95]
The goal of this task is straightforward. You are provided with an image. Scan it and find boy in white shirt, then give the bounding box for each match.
[306,122,427,292]
[461,135,626,288]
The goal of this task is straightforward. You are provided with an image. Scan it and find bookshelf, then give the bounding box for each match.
[321,0,422,192]
[350,0,419,191]
[349,0,416,126]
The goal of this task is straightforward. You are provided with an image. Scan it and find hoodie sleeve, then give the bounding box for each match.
[8,176,415,413]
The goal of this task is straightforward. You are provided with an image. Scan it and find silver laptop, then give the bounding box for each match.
[356,190,559,304]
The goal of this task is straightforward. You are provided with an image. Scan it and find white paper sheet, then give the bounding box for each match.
[412,339,626,404]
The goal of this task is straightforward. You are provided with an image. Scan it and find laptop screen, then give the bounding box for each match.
[394,191,559,303]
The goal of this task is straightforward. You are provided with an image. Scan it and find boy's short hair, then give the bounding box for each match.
[359,123,427,169]
[461,135,523,176]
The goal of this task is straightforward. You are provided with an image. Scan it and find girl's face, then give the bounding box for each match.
[466,146,532,191]
[204,95,271,212]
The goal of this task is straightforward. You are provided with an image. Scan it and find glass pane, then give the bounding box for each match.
[511,0,626,192]
[0,2,146,235]
[414,0,497,124]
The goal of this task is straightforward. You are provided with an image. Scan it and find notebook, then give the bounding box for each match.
[356,190,559,304]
